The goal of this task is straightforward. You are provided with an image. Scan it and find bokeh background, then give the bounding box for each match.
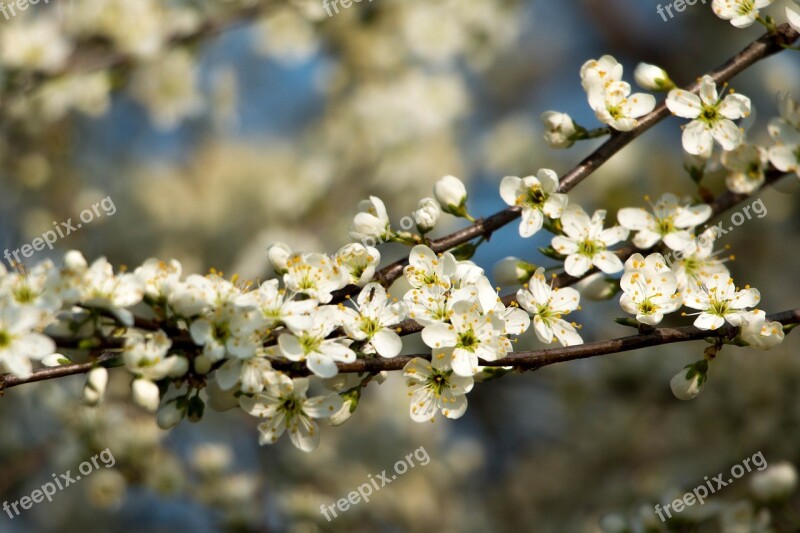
[1,0,799,531]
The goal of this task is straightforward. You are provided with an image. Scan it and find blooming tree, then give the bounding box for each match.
[1,2,800,530]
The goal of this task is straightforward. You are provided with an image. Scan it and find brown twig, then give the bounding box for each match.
[331,23,799,303]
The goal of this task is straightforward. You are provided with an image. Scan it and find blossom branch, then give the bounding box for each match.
[305,307,800,375]
[352,23,799,298]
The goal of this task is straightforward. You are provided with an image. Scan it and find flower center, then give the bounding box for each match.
[13,285,36,303]
[578,239,602,257]
[0,330,11,348]
[427,370,451,397]
[699,105,720,125]
[521,186,546,208]
[657,217,675,235]
[457,329,479,351]
[638,300,657,314]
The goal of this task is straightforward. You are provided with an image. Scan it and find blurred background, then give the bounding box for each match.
[1,0,799,531]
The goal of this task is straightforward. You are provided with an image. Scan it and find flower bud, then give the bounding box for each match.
[64,250,88,271]
[42,353,71,367]
[157,400,185,429]
[788,4,800,34]
[413,197,441,234]
[83,367,108,406]
[493,257,535,286]
[540,111,577,149]
[349,196,391,243]
[740,313,785,350]
[132,379,161,412]
[167,355,190,377]
[194,354,212,375]
[267,242,292,274]
[433,175,468,216]
[633,62,674,91]
[330,390,359,427]
[670,362,706,401]
[750,461,798,501]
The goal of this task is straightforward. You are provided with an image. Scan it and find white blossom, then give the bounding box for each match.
[349,196,392,243]
[666,76,751,156]
[683,274,760,330]
[617,193,712,251]
[278,306,355,378]
[587,80,656,132]
[433,175,468,215]
[0,306,57,378]
[540,111,577,148]
[239,374,342,452]
[670,364,706,400]
[83,367,109,406]
[750,462,798,501]
[403,354,474,422]
[552,205,629,277]
[722,143,769,194]
[620,253,682,325]
[633,63,673,91]
[712,0,773,28]
[335,244,380,287]
[413,197,441,234]
[341,283,407,358]
[499,169,568,237]
[739,310,785,350]
[420,300,509,377]
[516,268,583,346]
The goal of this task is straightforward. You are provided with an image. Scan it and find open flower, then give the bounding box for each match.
[668,228,730,293]
[403,354,474,422]
[683,274,760,330]
[552,205,629,277]
[80,257,145,327]
[283,253,346,304]
[420,300,508,377]
[712,0,773,28]
[619,253,682,325]
[587,80,656,132]
[404,244,457,290]
[239,374,343,452]
[335,243,380,287]
[516,267,583,346]
[341,283,407,358]
[722,143,769,194]
[666,76,751,156]
[278,306,355,378]
[580,55,623,93]
[499,169,568,237]
[617,193,711,251]
[767,117,800,178]
[0,305,56,379]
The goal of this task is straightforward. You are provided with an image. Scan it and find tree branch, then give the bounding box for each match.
[337,23,799,301]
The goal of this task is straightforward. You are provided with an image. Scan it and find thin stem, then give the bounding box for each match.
[332,23,799,303]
